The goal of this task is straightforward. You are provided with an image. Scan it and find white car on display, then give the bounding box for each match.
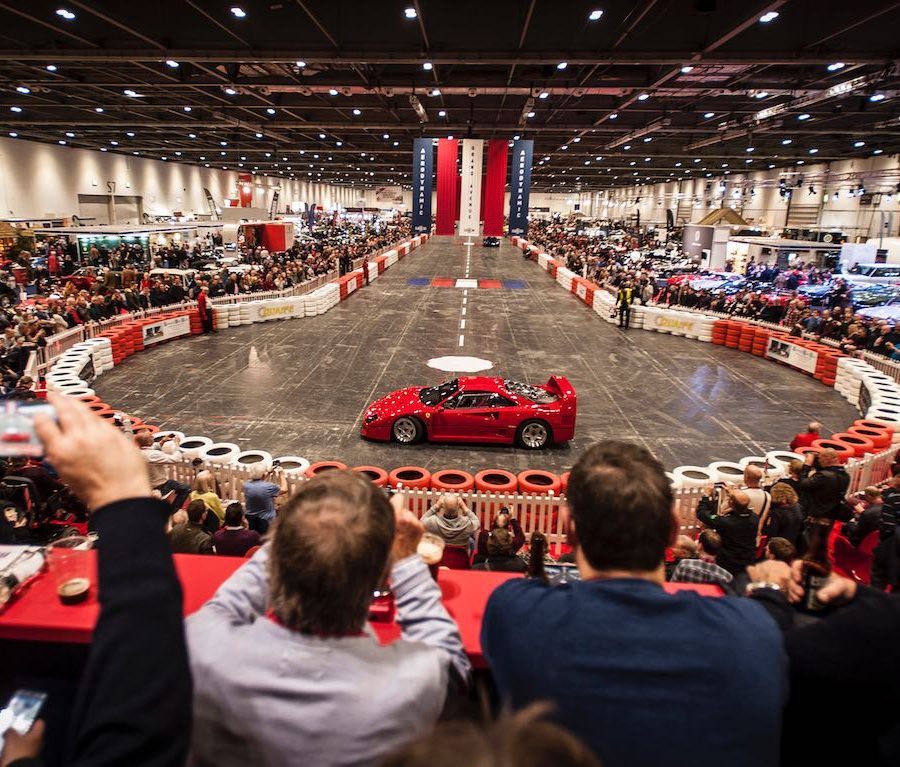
[856,301,900,324]
[845,263,900,285]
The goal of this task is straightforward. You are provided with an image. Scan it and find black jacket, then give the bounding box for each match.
[10,498,192,767]
[798,465,850,520]
[696,496,759,574]
[764,503,804,548]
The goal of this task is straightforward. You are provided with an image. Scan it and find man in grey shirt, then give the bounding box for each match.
[422,493,480,547]
[186,471,470,767]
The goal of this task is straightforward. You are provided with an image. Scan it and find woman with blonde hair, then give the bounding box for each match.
[190,469,226,528]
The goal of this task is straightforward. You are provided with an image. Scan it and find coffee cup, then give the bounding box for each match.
[47,536,93,605]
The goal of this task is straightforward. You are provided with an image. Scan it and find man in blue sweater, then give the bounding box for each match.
[482,441,787,767]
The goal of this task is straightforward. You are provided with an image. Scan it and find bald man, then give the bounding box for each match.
[742,465,772,518]
[696,486,760,577]
[790,421,822,451]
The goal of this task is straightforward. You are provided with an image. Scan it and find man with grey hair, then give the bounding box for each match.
[242,462,288,535]
[422,493,480,548]
[696,486,759,578]
[790,421,821,451]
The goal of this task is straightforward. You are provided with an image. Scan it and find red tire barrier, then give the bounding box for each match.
[517,469,562,495]
[86,402,111,413]
[474,469,518,494]
[352,465,389,487]
[810,439,855,463]
[830,432,876,456]
[795,446,822,457]
[560,471,570,494]
[847,425,892,449]
[431,469,475,492]
[854,418,896,435]
[75,394,101,405]
[305,460,348,478]
[134,423,160,435]
[388,466,432,489]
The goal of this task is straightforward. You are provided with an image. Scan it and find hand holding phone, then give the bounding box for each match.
[0,689,46,756]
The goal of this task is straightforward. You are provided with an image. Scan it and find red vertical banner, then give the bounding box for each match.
[237,173,253,207]
[483,139,508,236]
[435,138,459,235]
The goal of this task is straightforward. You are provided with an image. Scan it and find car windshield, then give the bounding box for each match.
[419,379,458,406]
[504,379,558,404]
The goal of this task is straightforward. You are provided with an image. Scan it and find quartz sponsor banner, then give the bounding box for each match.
[766,336,818,374]
[459,139,484,237]
[653,313,703,335]
[246,299,305,323]
[143,315,191,346]
[508,139,533,236]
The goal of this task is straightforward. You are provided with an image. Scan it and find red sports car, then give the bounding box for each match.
[360,376,576,449]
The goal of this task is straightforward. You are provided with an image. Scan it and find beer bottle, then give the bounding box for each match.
[527,532,548,583]
[799,520,832,613]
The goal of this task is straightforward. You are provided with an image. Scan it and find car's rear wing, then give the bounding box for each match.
[545,375,575,401]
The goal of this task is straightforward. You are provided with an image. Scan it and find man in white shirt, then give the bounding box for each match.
[136,431,189,509]
[742,465,772,519]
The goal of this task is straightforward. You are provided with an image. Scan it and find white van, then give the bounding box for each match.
[845,263,900,285]
[149,268,197,289]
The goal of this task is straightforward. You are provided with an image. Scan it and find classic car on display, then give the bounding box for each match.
[361,376,577,449]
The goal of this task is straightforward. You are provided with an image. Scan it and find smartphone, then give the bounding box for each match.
[0,689,46,751]
[0,401,55,458]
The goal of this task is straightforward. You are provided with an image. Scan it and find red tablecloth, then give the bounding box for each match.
[0,553,722,667]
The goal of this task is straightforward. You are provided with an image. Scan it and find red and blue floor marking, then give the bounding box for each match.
[406,278,527,289]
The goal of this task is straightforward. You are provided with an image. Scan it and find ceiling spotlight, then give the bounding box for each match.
[588,9,603,20]
[782,138,792,145]
[423,62,432,71]
[827,62,845,72]
[230,7,246,18]
[188,133,196,138]
[220,141,227,146]
[183,106,192,112]
[438,110,446,117]
[328,89,338,96]
[557,61,568,70]
[55,9,76,20]
[123,89,139,97]
[854,140,865,147]
[538,91,549,99]
[526,111,535,118]
[746,146,755,152]
[873,149,883,154]
[9,107,21,113]
[754,91,769,99]
[46,65,57,71]
[798,113,811,120]
[870,93,886,102]
[637,93,649,101]
[809,147,818,153]
[404,7,417,18]
[572,137,581,142]
[94,107,104,112]
[110,140,118,145]
[15,86,30,94]
[266,108,275,115]
[126,132,134,137]
[759,11,779,22]
[643,136,652,142]
[514,134,521,140]
[703,112,715,118]
[7,132,16,137]
[609,112,618,119]
[254,132,263,138]
[65,131,74,137]
[393,141,399,146]
[224,87,237,96]
[58,140,66,145]
[352,108,361,115]
[430,88,441,96]
[623,144,631,150]
[165,59,179,68]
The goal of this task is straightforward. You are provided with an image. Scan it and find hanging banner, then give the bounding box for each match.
[508,139,534,236]
[459,139,484,237]
[483,139,508,236]
[435,138,459,235]
[411,138,434,234]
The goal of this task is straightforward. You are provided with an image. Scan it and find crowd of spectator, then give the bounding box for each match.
[1,396,899,767]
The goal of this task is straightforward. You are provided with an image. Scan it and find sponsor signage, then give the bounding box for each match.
[682,224,714,263]
[508,139,534,236]
[411,138,434,234]
[459,138,484,237]
[653,314,702,334]
[375,185,403,204]
[246,299,305,323]
[766,336,818,374]
[143,315,191,346]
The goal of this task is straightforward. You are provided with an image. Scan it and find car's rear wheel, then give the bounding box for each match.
[517,419,551,450]
[392,416,424,444]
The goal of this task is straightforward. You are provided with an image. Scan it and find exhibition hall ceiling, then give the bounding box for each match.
[0,0,897,189]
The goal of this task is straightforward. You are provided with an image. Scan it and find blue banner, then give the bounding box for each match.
[411,138,434,234]
[508,139,533,236]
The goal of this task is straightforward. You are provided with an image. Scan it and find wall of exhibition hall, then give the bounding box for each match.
[0,136,895,239]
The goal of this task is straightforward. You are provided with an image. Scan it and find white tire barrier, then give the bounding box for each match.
[234,450,274,471]
[764,451,804,471]
[672,465,716,488]
[154,430,185,445]
[273,455,311,476]
[179,436,213,460]
[707,461,745,484]
[198,442,241,465]
[61,387,95,398]
[739,455,784,479]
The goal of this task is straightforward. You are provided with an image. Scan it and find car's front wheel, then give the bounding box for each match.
[392,416,424,444]
[516,419,551,450]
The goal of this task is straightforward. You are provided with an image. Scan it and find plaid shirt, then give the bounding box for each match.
[671,558,734,589]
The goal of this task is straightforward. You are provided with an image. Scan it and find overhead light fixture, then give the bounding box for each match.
[94,107,104,112]
[55,8,76,20]
[526,111,535,118]
[588,9,603,20]
[557,61,568,70]
[58,140,66,145]
[183,106,192,112]
[643,136,652,142]
[328,88,338,96]
[188,133,196,138]
[220,140,227,146]
[854,140,865,147]
[759,11,779,23]
[754,91,769,99]
[15,86,30,94]
[352,108,361,115]
[266,107,276,115]
[430,88,441,96]
[65,131,74,137]
[165,59,179,68]
[572,137,581,142]
[438,110,446,117]
[126,131,135,137]
[637,93,649,101]
[110,140,118,145]
[681,65,694,73]
[393,140,399,146]
[423,62,432,71]
[782,138,792,144]
[809,147,818,153]
[827,62,845,71]
[703,112,715,119]
[798,113,811,120]
[9,107,21,113]
[224,87,237,96]
[609,112,618,119]
[123,89,139,97]
[870,93,886,102]
[46,65,57,71]
[230,7,246,18]
[873,149,883,154]
[623,144,631,150]
[7,132,16,137]
[404,7,417,18]
[746,146,755,152]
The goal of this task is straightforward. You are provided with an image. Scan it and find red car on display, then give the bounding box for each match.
[360,376,576,449]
